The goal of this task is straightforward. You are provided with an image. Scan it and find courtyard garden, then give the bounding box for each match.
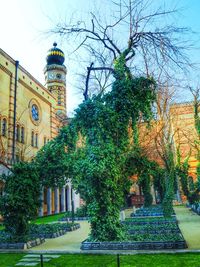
[0,2,200,267]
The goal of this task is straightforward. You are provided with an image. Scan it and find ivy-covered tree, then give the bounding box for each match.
[126,147,157,207]
[52,54,156,241]
[0,162,41,241]
[34,139,69,188]
[152,167,166,203]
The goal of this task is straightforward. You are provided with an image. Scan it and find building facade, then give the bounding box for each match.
[0,43,80,215]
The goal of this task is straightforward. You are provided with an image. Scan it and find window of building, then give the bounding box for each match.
[16,124,20,142]
[31,131,34,146]
[35,133,38,147]
[2,118,7,136]
[44,137,47,145]
[21,127,25,143]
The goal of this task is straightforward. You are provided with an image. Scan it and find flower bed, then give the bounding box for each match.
[129,232,183,242]
[126,222,181,234]
[81,206,187,250]
[131,205,175,217]
[0,230,45,249]
[29,223,80,239]
[81,226,187,250]
[124,216,177,225]
[0,222,80,248]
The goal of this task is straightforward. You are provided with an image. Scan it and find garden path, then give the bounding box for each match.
[174,206,200,249]
[30,221,90,251]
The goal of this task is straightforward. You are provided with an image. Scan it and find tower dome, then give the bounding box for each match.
[46,42,65,65]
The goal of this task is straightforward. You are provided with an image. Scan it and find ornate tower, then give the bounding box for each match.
[44,43,67,116]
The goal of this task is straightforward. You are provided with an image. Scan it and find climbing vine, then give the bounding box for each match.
[50,53,157,241]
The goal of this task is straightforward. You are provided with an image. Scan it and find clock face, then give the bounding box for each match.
[56,73,61,79]
[31,104,39,121]
[48,72,55,80]
[47,72,65,81]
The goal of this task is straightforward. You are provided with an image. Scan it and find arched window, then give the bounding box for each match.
[35,133,38,147]
[2,118,7,136]
[44,136,47,145]
[31,131,34,146]
[21,127,25,143]
[16,125,20,141]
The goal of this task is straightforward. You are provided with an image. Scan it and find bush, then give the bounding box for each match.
[75,205,88,217]
[0,162,41,242]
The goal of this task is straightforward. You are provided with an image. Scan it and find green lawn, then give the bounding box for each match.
[0,253,23,266]
[0,213,66,228]
[1,253,200,267]
[32,213,66,224]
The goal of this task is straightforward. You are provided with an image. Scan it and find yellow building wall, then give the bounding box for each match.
[0,69,10,157]
[0,48,61,163]
[170,103,199,178]
[16,79,53,160]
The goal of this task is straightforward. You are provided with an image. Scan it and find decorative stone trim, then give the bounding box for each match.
[81,239,187,250]
[0,238,45,249]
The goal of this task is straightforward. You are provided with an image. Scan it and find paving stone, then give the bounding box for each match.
[24,254,60,258]
[15,263,38,266]
[19,258,41,262]
[20,258,50,262]
[24,255,41,258]
[43,254,60,258]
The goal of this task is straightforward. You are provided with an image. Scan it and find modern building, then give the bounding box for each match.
[0,43,80,215]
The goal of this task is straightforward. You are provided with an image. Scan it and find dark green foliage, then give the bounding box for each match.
[75,205,88,217]
[190,90,200,202]
[126,148,161,207]
[29,222,77,236]
[162,189,174,217]
[162,147,176,217]
[176,148,199,204]
[52,54,157,241]
[153,168,166,202]
[35,139,68,187]
[0,162,41,241]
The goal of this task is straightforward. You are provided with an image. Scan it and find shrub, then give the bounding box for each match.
[0,162,41,242]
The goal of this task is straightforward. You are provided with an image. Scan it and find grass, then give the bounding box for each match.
[32,213,66,224]
[0,213,66,228]
[0,253,23,266]
[1,253,200,267]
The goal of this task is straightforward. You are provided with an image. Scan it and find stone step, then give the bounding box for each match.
[15,263,38,266]
[19,258,50,262]
[24,254,60,258]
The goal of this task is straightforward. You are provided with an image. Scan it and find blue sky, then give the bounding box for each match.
[1,0,200,115]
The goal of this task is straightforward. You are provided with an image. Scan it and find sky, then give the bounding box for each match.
[1,0,200,116]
